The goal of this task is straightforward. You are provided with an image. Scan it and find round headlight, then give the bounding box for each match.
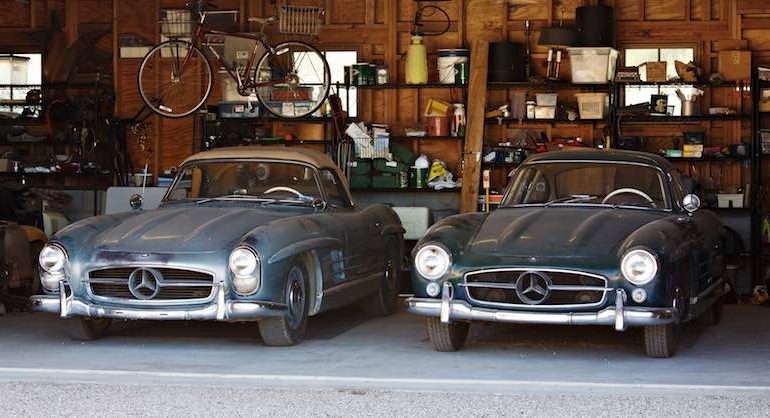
[229,247,259,278]
[621,249,658,285]
[228,246,260,295]
[39,244,66,274]
[414,244,452,281]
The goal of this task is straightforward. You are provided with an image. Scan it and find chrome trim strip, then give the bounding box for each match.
[404,297,678,329]
[85,265,218,306]
[690,277,724,304]
[460,282,608,292]
[31,282,286,322]
[463,268,609,310]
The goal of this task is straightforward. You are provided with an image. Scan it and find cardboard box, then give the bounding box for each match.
[0,158,9,172]
[718,50,751,81]
[683,144,704,152]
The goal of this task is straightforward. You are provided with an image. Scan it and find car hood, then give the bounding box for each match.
[89,205,309,253]
[467,206,667,259]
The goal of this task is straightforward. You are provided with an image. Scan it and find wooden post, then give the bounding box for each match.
[459,40,488,213]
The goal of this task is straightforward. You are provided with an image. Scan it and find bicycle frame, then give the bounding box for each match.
[181,10,282,91]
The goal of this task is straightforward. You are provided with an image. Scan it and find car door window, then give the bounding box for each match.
[320,169,350,208]
[670,171,686,204]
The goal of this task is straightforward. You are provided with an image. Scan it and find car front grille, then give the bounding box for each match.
[462,269,608,308]
[88,267,215,301]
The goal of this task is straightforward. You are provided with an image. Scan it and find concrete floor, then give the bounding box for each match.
[1,304,770,416]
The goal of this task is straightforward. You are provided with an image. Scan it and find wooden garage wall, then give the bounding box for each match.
[0,0,768,206]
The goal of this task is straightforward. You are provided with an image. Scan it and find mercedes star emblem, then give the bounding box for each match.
[128,268,161,300]
[515,271,552,305]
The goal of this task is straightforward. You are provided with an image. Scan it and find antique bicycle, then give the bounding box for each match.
[137,0,330,119]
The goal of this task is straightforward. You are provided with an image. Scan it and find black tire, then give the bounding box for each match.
[66,317,111,341]
[361,239,401,316]
[137,40,213,118]
[254,41,331,119]
[258,260,309,346]
[426,317,469,352]
[708,293,724,325]
[643,323,678,358]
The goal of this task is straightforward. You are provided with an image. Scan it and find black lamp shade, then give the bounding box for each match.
[538,26,578,47]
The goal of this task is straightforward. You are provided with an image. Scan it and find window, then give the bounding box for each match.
[623,47,695,115]
[294,49,357,117]
[319,168,351,208]
[0,53,42,117]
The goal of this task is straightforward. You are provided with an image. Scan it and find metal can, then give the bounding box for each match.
[526,100,536,119]
[376,65,388,85]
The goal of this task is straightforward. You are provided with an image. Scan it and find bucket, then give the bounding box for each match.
[682,100,698,116]
[427,115,450,136]
[437,49,470,84]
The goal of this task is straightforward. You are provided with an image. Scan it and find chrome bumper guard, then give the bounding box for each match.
[29,281,286,322]
[405,283,678,331]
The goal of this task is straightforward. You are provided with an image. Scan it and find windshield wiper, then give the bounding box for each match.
[195,194,267,204]
[260,196,316,207]
[544,194,596,207]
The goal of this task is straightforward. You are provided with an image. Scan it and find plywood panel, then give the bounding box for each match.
[0,1,31,28]
[330,0,366,24]
[645,0,687,20]
[508,0,548,21]
[615,0,643,21]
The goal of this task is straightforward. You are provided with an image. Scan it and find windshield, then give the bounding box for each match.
[165,160,322,203]
[501,162,669,210]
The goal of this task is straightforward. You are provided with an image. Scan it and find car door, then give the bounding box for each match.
[670,171,721,299]
[318,169,378,282]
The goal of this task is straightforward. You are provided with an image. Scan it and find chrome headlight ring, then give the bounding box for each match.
[414,243,453,281]
[228,246,261,295]
[621,248,659,286]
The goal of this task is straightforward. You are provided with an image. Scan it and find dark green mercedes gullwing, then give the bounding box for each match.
[406,149,726,357]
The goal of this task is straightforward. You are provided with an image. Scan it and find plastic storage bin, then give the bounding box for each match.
[567,47,619,83]
[575,92,609,119]
[718,193,744,209]
[536,93,558,107]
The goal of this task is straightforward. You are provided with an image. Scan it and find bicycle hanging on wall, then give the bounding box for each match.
[137,0,330,119]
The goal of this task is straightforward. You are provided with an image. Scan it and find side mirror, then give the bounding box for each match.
[129,194,143,211]
[682,194,700,214]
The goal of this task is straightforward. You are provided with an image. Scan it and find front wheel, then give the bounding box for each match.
[258,260,309,346]
[138,40,213,118]
[426,317,469,352]
[254,41,331,119]
[643,323,679,358]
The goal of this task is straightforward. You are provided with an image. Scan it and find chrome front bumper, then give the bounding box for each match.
[404,283,678,331]
[29,281,286,322]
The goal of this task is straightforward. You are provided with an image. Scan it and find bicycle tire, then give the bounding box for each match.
[138,40,213,119]
[254,41,331,119]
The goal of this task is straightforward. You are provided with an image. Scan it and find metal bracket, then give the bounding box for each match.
[440,282,452,324]
[614,289,627,331]
[58,280,70,319]
[215,281,227,321]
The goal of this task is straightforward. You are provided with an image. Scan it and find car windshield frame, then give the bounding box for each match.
[499,160,673,211]
[161,158,332,206]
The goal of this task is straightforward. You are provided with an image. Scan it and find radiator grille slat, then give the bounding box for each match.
[88,267,215,301]
[464,269,608,307]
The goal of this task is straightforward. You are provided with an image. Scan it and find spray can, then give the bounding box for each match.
[452,103,466,137]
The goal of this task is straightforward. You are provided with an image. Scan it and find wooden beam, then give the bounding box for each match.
[65,0,78,46]
[460,40,489,214]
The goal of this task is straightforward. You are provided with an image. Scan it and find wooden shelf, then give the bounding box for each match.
[486,118,606,125]
[487,81,612,90]
[351,187,460,193]
[619,114,749,123]
[666,156,750,162]
[342,83,467,90]
[617,81,747,88]
[390,135,464,141]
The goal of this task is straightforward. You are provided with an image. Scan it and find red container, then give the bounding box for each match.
[427,115,450,136]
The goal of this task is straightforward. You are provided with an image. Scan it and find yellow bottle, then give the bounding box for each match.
[405,35,428,84]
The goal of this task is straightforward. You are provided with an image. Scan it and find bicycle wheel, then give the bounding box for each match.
[138,40,213,118]
[254,41,331,119]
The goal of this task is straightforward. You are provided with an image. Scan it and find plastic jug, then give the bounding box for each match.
[405,35,428,84]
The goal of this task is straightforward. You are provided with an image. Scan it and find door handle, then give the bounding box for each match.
[373,221,382,229]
